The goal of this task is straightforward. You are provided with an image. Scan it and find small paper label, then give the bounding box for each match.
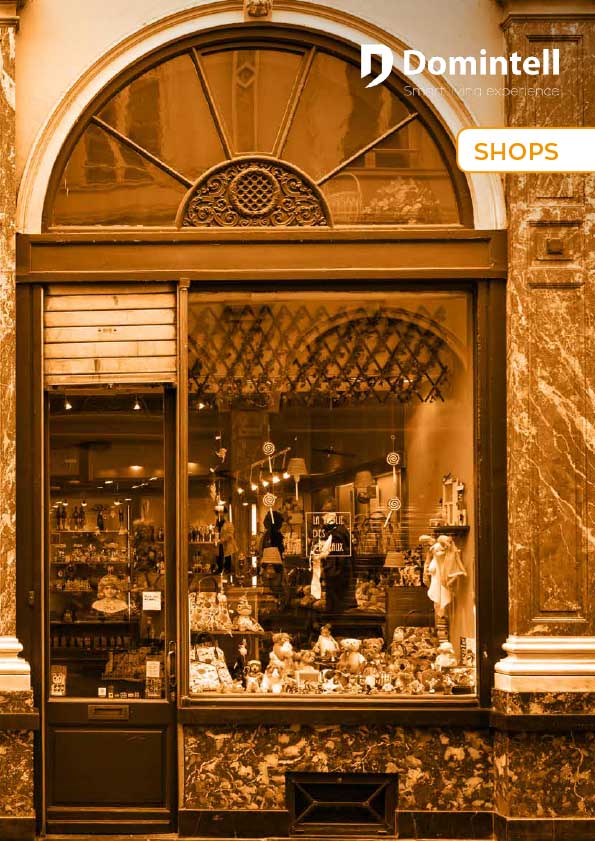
[97,686,107,698]
[146,659,161,678]
[142,590,162,611]
[50,665,67,697]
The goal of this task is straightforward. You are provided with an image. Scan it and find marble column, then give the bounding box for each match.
[0,0,29,690]
[495,0,595,696]
[493,2,595,835]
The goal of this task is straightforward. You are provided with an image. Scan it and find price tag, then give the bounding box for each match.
[142,590,162,611]
[146,659,161,678]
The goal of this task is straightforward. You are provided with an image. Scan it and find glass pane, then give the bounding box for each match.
[48,391,167,700]
[51,124,187,226]
[187,292,477,699]
[98,54,225,181]
[321,121,460,224]
[202,48,303,154]
[283,51,410,181]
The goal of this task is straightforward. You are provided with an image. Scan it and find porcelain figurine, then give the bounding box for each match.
[313,624,339,660]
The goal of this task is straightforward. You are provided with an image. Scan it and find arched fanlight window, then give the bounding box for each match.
[44,30,472,229]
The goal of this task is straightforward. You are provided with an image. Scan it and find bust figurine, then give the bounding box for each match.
[92,574,128,615]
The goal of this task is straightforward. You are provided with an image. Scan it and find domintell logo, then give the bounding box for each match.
[361,45,560,87]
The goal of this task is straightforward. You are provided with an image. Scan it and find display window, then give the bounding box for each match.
[47,390,169,700]
[185,290,477,699]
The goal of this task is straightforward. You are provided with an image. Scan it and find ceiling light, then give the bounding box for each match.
[237,487,245,495]
[283,471,290,479]
[198,402,206,410]
[104,480,113,485]
[64,397,72,411]
[133,396,141,411]
[262,479,269,487]
[272,474,280,484]
[250,483,258,491]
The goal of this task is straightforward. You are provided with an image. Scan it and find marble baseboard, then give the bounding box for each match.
[495,814,595,841]
[179,809,289,838]
[397,809,493,838]
[0,730,34,819]
[178,808,493,839]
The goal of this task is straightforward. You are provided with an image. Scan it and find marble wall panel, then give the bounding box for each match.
[492,688,595,715]
[494,729,595,818]
[0,22,16,640]
[505,17,595,637]
[184,724,494,813]
[0,730,34,818]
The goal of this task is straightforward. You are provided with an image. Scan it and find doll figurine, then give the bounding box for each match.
[215,592,233,633]
[215,505,238,575]
[234,595,264,633]
[269,632,295,674]
[435,640,458,670]
[313,624,339,661]
[245,659,263,692]
[423,534,466,609]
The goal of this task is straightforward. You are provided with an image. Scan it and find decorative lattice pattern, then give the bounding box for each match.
[230,169,278,216]
[188,302,454,408]
[180,159,330,227]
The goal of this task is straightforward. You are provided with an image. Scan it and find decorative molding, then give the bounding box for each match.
[0,637,31,691]
[499,0,595,22]
[494,635,595,691]
[243,0,272,20]
[16,2,506,233]
[179,158,330,228]
[0,0,22,26]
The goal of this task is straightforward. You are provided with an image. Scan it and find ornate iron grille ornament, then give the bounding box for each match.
[180,159,330,227]
[188,303,454,408]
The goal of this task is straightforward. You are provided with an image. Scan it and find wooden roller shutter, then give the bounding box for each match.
[44,283,177,386]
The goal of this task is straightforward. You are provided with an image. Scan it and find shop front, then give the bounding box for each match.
[3,0,592,838]
[12,20,509,838]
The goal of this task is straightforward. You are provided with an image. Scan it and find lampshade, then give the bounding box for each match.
[384,551,405,568]
[354,470,374,489]
[261,546,283,566]
[287,457,307,478]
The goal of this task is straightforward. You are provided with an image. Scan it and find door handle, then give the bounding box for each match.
[166,640,176,701]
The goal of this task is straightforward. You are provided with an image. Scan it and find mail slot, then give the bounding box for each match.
[87,704,129,721]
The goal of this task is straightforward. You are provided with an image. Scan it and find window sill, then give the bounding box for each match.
[178,694,487,726]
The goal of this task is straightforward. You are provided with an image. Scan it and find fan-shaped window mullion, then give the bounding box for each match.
[89,116,193,188]
[190,48,233,159]
[273,47,316,159]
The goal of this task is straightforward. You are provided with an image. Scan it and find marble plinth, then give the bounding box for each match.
[184,723,493,813]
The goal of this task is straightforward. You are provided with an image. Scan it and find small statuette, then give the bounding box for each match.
[244,0,272,18]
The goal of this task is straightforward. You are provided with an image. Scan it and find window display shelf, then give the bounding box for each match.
[50,618,141,625]
[51,530,129,536]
